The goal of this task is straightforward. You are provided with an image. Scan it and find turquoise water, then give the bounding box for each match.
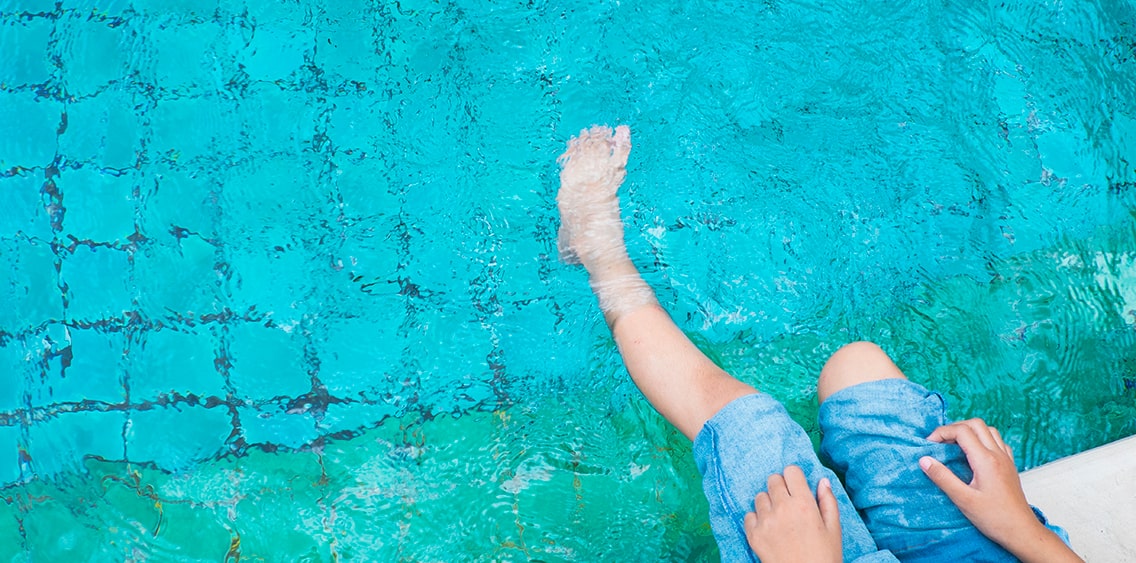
[1,0,1134,560]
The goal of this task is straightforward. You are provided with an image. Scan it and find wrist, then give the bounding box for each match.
[997,519,1081,563]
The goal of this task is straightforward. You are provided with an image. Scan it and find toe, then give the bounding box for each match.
[611,125,631,164]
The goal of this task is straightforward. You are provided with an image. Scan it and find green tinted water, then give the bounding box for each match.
[4,220,1135,561]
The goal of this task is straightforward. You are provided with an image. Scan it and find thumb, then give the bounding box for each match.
[919,456,970,502]
[816,478,842,538]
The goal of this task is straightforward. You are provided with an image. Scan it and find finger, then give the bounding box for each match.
[989,426,1004,445]
[767,473,790,502]
[754,491,773,514]
[816,477,843,538]
[928,423,988,456]
[989,427,1013,458]
[960,418,999,450]
[744,511,759,536]
[743,511,763,553]
[926,421,964,443]
[781,465,810,498]
[919,455,972,504]
[951,424,1007,474]
[611,125,632,163]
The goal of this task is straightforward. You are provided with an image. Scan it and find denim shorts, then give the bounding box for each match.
[693,379,1069,562]
[693,393,897,562]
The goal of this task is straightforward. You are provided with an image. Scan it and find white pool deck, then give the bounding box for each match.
[1019,435,1136,561]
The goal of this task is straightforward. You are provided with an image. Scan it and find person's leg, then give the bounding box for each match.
[816,342,1065,561]
[557,127,892,562]
[556,125,754,440]
[817,341,908,402]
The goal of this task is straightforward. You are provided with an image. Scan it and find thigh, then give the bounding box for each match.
[817,379,1021,561]
[694,393,891,563]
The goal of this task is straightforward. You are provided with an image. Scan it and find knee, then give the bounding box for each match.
[817,341,907,404]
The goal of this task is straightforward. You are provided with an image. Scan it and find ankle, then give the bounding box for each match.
[583,253,637,282]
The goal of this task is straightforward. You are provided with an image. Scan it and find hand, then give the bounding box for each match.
[918,418,1083,563]
[744,465,843,563]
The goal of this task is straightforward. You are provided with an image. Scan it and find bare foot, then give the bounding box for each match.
[556,125,632,271]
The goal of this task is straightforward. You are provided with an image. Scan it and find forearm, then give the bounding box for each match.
[997,522,1083,563]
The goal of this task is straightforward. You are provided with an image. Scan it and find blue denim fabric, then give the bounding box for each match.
[818,379,1070,562]
[693,393,898,563]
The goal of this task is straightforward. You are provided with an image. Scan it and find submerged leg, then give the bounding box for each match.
[556,125,754,440]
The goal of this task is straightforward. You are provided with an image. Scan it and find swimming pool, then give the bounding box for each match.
[1,0,1133,559]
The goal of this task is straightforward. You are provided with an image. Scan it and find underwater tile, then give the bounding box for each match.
[237,84,317,155]
[317,317,403,398]
[133,237,220,320]
[58,0,131,16]
[318,400,399,439]
[227,321,309,402]
[313,25,375,84]
[21,323,69,408]
[16,499,79,560]
[57,168,137,244]
[0,343,30,413]
[58,12,129,96]
[26,410,127,477]
[0,424,17,486]
[3,0,57,12]
[330,158,402,219]
[56,327,125,405]
[240,23,311,82]
[225,243,317,325]
[220,154,327,231]
[131,0,219,20]
[0,92,62,169]
[128,326,223,402]
[401,221,480,300]
[238,404,317,449]
[0,238,63,332]
[138,164,215,245]
[57,87,141,169]
[404,307,498,405]
[492,300,576,381]
[149,21,223,92]
[149,96,225,163]
[328,94,381,151]
[60,246,134,323]
[125,403,232,470]
[0,17,53,86]
[0,419,18,481]
[0,173,53,241]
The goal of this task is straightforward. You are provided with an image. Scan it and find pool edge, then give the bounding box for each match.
[1020,435,1136,561]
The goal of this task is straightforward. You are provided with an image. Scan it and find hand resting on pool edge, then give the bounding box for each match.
[555,124,1083,562]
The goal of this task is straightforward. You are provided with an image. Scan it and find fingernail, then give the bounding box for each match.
[819,477,831,490]
[918,456,933,471]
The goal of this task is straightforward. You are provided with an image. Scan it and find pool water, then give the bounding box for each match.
[1,0,1134,560]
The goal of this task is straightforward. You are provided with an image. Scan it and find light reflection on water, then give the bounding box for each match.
[0,0,1134,560]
